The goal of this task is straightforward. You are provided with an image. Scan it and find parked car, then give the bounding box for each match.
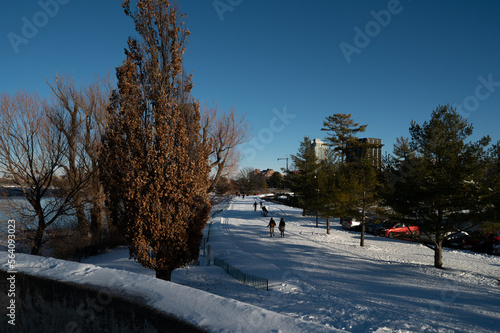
[341,218,361,231]
[443,231,469,249]
[462,231,500,253]
[492,239,500,255]
[376,221,419,239]
[374,221,392,236]
[365,220,385,234]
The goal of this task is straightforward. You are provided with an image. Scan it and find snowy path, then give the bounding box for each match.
[206,196,500,332]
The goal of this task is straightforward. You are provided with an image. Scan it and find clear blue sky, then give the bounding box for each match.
[2,0,500,173]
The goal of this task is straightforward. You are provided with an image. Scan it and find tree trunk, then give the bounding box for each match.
[316,213,319,228]
[360,222,365,247]
[75,197,90,238]
[360,206,365,247]
[31,223,46,255]
[156,269,173,281]
[90,203,103,245]
[30,201,47,255]
[434,242,443,269]
[90,187,105,246]
[326,217,330,235]
[207,161,224,193]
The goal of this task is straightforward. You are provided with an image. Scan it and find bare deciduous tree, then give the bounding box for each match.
[201,105,250,193]
[46,74,111,245]
[0,91,85,255]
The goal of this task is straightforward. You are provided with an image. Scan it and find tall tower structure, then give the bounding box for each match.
[357,138,383,167]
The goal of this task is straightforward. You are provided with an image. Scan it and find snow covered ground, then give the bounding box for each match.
[4,196,499,332]
[81,196,500,332]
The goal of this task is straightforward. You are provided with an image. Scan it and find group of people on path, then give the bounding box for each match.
[267,217,286,237]
[251,200,286,237]
[253,201,263,211]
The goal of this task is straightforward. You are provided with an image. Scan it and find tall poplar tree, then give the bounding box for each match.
[99,0,210,281]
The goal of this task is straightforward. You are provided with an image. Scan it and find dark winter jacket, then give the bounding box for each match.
[279,219,285,231]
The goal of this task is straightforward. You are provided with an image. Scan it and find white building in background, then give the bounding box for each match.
[310,138,327,161]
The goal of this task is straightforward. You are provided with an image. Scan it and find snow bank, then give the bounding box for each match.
[0,252,333,332]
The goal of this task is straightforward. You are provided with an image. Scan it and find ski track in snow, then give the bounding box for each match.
[84,196,500,333]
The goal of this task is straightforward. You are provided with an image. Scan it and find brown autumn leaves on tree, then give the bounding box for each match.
[99,0,211,281]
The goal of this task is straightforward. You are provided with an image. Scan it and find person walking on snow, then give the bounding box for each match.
[267,218,276,237]
[253,201,258,211]
[279,217,286,237]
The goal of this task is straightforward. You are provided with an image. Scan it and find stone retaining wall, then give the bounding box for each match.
[0,269,206,333]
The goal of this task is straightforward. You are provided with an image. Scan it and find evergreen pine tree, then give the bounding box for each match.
[484,142,500,228]
[289,137,321,223]
[315,153,341,234]
[321,113,382,243]
[321,113,368,163]
[389,104,490,268]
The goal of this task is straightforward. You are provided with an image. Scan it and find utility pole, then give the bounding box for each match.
[277,156,289,172]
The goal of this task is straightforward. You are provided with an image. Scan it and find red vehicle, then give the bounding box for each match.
[376,221,420,239]
[462,231,500,253]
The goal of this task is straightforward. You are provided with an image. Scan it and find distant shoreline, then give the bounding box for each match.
[0,187,62,197]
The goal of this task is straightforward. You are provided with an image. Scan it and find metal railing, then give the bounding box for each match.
[214,257,268,291]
